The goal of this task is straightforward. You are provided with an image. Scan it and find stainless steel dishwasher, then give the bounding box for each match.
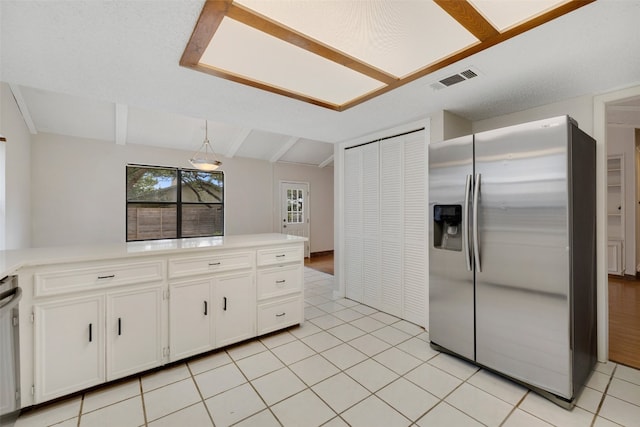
[0,275,21,427]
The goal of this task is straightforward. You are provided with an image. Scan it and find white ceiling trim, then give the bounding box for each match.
[226,128,252,158]
[115,103,128,145]
[318,154,334,168]
[9,83,37,135]
[607,122,640,129]
[608,105,640,113]
[270,136,299,163]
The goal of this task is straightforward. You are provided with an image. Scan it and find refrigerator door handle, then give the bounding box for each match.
[473,173,482,272]
[464,174,472,271]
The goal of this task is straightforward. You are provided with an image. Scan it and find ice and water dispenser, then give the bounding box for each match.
[433,205,462,251]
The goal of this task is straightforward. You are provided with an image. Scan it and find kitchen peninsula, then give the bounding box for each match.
[1,233,306,409]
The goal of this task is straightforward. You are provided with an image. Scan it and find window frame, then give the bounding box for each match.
[125,164,224,242]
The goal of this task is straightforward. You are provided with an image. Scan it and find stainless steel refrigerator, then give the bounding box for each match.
[428,115,597,407]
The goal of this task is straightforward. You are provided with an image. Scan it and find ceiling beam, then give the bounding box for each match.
[226,128,252,158]
[434,0,499,41]
[271,137,299,163]
[180,0,233,67]
[9,84,37,134]
[318,154,334,168]
[115,103,128,145]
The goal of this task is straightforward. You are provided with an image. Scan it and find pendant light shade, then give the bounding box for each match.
[190,121,222,171]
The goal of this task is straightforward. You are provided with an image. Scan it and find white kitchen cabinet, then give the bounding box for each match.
[34,295,105,402]
[169,271,255,360]
[607,155,625,275]
[608,240,624,275]
[256,247,304,335]
[15,234,306,409]
[34,286,163,401]
[107,287,163,380]
[257,296,303,335]
[213,271,256,347]
[169,278,212,361]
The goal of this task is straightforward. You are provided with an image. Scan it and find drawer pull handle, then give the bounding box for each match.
[276,312,286,317]
[275,280,286,284]
[223,297,227,311]
[118,318,122,336]
[209,262,221,266]
[89,323,93,342]
[204,301,208,316]
[97,274,115,280]
[275,254,286,258]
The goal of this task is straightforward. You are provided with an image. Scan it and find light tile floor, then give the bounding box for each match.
[15,268,640,427]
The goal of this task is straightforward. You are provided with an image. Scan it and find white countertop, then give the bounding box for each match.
[0,233,307,278]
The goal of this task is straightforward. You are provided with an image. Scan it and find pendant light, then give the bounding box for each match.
[189,120,222,171]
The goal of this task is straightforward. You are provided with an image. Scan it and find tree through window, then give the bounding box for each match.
[126,165,224,241]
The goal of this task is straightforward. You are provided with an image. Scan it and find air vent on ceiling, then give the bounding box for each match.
[429,67,481,91]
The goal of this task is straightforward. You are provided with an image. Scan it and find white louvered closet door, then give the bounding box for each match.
[344,148,364,301]
[402,133,428,326]
[380,138,403,317]
[362,142,381,308]
[342,128,428,326]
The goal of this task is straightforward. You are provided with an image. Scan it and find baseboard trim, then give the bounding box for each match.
[310,250,334,258]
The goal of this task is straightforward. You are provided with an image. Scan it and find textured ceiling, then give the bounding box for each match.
[1,0,639,164]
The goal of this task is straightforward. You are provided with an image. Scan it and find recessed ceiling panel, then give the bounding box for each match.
[200,17,386,106]
[235,130,290,160]
[21,86,114,141]
[181,0,594,111]
[236,0,479,78]
[469,0,569,32]
[280,138,334,165]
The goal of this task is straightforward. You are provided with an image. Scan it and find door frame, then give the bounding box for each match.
[595,83,640,361]
[279,180,310,258]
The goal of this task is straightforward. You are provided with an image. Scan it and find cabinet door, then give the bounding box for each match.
[213,271,256,347]
[107,287,162,380]
[169,278,213,361]
[35,295,105,402]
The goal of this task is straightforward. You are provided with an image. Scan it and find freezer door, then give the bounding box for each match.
[474,116,572,398]
[428,135,474,360]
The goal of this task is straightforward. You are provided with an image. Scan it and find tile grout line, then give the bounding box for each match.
[76,393,85,427]
[590,364,617,427]
[185,361,217,427]
[227,346,285,427]
[138,377,148,427]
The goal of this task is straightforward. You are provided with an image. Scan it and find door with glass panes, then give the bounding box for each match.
[280,181,310,257]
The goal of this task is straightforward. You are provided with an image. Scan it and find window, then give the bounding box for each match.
[126,165,224,241]
[286,188,304,224]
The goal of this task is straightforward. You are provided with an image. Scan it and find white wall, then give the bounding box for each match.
[0,83,32,249]
[272,162,334,253]
[607,125,636,274]
[29,132,292,247]
[473,94,594,135]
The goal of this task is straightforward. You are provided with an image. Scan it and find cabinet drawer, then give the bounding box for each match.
[257,296,302,335]
[169,251,253,279]
[257,265,302,300]
[35,260,165,297]
[256,246,303,266]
